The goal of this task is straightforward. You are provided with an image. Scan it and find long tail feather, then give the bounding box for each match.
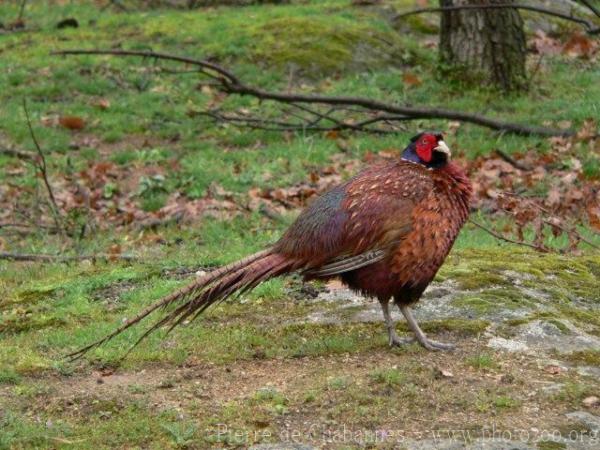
[158,253,291,336]
[66,249,278,360]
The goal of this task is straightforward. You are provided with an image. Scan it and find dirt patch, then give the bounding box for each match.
[3,340,599,448]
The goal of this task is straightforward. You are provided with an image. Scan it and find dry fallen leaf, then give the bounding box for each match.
[587,204,600,232]
[59,115,86,130]
[546,187,562,208]
[531,30,562,56]
[325,130,340,140]
[440,369,454,378]
[95,98,110,110]
[402,72,422,87]
[563,33,597,59]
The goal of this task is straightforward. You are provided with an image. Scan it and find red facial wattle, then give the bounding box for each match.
[415,137,435,162]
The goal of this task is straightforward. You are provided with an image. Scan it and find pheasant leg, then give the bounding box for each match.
[379,299,414,347]
[399,305,455,351]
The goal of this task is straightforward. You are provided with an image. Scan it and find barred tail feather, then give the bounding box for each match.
[66,249,282,360]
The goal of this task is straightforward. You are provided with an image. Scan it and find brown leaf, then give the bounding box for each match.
[546,187,562,208]
[531,30,562,56]
[402,72,422,87]
[59,116,86,130]
[95,98,110,110]
[587,204,600,232]
[576,119,598,142]
[547,217,563,238]
[325,130,340,140]
[563,33,597,59]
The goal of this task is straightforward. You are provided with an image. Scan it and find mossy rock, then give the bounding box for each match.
[249,17,407,77]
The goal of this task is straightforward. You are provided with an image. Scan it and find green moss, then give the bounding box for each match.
[452,288,529,314]
[537,441,567,450]
[505,317,532,327]
[0,368,21,385]
[547,319,570,334]
[493,395,520,409]
[328,376,351,391]
[249,17,405,76]
[440,249,600,306]
[553,381,596,406]
[563,350,600,366]
[0,315,67,334]
[466,353,496,370]
[370,368,405,387]
[421,318,489,336]
[557,306,600,335]
[453,272,511,290]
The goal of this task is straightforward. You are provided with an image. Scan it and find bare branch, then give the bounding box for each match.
[393,4,600,35]
[201,109,413,134]
[0,146,35,160]
[542,219,600,250]
[54,49,240,85]
[0,252,138,263]
[576,0,600,19]
[22,99,66,237]
[468,219,550,252]
[53,49,575,137]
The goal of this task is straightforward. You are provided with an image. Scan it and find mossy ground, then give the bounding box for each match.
[1,1,599,448]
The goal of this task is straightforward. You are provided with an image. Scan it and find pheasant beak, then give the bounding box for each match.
[434,140,451,159]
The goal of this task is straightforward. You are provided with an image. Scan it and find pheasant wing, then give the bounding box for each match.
[275,161,434,273]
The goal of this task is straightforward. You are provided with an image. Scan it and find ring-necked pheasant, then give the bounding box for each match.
[69,132,472,359]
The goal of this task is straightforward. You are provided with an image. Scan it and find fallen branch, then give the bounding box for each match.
[468,219,550,252]
[0,146,35,160]
[575,0,600,20]
[199,109,410,134]
[53,49,574,137]
[0,252,138,263]
[393,4,600,35]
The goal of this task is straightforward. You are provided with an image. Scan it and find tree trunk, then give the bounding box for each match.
[439,0,527,91]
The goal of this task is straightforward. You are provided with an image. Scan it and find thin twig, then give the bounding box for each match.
[201,109,413,134]
[0,252,138,263]
[493,148,532,171]
[468,219,549,252]
[494,192,599,251]
[52,49,575,138]
[543,219,600,250]
[527,54,545,89]
[22,99,66,237]
[393,4,600,35]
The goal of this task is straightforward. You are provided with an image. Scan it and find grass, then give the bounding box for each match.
[1,0,600,448]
